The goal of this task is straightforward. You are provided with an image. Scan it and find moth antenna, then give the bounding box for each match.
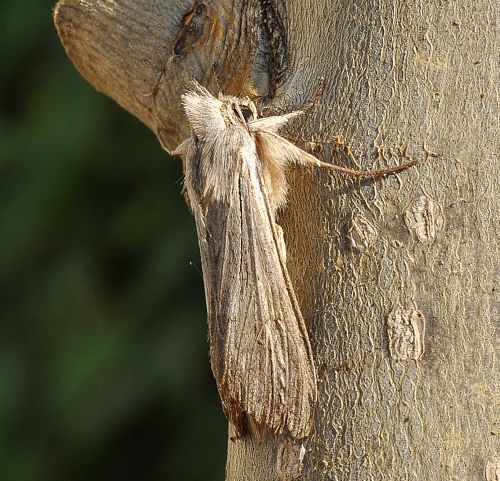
[260,77,324,118]
[315,157,419,178]
[210,63,223,93]
[302,142,418,177]
[301,77,325,113]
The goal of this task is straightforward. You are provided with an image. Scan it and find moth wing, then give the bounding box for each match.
[181,83,226,139]
[254,130,324,168]
[248,110,303,133]
[187,138,317,439]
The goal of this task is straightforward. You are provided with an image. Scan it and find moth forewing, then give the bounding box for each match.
[180,89,317,439]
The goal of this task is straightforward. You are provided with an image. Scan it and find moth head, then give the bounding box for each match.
[219,95,258,126]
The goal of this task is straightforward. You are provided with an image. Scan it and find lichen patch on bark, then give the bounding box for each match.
[485,456,500,481]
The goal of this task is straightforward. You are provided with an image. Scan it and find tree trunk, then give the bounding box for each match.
[54,1,498,480]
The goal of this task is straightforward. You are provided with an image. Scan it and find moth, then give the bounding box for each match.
[174,82,416,440]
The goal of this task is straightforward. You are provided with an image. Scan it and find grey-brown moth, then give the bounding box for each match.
[174,82,416,440]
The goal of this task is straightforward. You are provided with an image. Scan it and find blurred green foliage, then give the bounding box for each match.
[0,2,226,480]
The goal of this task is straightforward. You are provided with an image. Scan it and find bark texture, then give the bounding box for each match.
[54,1,499,480]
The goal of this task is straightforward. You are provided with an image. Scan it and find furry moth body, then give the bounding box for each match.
[175,83,416,440]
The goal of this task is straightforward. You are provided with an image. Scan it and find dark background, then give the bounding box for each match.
[0,2,227,480]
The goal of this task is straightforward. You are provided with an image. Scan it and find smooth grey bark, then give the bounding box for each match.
[54,1,499,479]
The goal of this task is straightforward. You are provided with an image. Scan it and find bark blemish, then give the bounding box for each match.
[404,195,445,243]
[172,3,211,57]
[256,0,288,99]
[485,456,500,481]
[348,213,377,252]
[387,308,425,361]
[276,438,305,480]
